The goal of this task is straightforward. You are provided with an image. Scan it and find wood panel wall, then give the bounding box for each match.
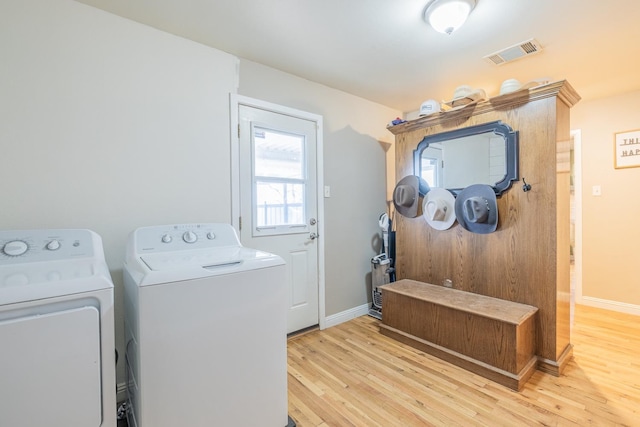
[388,81,580,372]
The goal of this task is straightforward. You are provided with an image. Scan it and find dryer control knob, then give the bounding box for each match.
[3,240,28,256]
[206,232,216,240]
[183,231,198,244]
[46,240,61,251]
[161,234,173,244]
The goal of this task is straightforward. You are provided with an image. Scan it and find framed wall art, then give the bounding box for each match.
[614,129,640,169]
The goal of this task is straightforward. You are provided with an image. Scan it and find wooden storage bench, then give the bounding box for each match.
[379,279,538,391]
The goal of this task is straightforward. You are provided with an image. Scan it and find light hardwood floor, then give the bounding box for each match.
[287,304,639,426]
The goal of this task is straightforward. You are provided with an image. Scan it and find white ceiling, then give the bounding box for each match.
[75,0,640,112]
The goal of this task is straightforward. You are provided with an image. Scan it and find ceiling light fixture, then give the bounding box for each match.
[424,0,477,35]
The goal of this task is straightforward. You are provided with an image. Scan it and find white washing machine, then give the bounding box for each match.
[0,228,116,427]
[123,223,293,427]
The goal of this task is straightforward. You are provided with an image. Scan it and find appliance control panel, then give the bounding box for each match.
[0,261,95,287]
[0,229,96,265]
[131,223,241,254]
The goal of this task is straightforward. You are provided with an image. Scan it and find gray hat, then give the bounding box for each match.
[454,184,498,234]
[393,175,430,218]
[422,187,457,231]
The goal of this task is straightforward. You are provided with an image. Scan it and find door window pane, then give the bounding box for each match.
[254,128,304,179]
[256,182,305,227]
[253,127,307,229]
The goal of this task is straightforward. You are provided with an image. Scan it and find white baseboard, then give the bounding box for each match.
[579,296,640,316]
[324,303,370,329]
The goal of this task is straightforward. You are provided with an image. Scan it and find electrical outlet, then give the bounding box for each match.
[592,185,601,196]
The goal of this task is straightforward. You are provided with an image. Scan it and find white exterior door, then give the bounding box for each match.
[236,102,321,333]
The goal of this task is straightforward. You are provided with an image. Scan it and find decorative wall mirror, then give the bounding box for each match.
[413,120,519,196]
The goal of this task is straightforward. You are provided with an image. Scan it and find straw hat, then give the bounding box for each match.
[444,85,487,109]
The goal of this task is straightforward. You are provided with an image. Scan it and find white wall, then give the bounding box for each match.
[572,90,640,313]
[239,60,400,316]
[1,0,238,396]
[3,0,404,404]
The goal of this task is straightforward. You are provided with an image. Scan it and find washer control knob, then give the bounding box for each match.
[3,240,28,257]
[206,232,216,240]
[161,234,173,244]
[182,231,198,244]
[46,240,61,251]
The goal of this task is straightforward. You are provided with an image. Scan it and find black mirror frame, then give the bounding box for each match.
[413,120,519,197]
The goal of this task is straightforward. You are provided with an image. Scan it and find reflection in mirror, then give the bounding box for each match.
[413,121,519,196]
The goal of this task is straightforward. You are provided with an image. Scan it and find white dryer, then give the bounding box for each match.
[0,229,116,427]
[123,223,293,427]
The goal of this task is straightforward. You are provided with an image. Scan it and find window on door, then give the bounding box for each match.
[252,126,308,234]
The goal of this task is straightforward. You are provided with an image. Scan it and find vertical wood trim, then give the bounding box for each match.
[555,101,572,359]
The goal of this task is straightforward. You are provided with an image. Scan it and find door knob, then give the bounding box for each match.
[309,232,318,240]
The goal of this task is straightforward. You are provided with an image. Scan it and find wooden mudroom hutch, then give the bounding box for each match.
[384,81,581,387]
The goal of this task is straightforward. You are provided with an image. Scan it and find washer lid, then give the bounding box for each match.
[139,246,252,271]
[130,246,284,286]
[124,223,285,286]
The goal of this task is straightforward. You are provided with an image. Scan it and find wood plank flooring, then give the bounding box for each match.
[287,304,639,426]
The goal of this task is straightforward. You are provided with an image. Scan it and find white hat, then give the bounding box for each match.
[444,85,487,109]
[499,79,544,95]
[422,187,456,231]
[419,99,441,116]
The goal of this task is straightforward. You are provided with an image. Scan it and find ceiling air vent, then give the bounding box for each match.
[483,38,543,66]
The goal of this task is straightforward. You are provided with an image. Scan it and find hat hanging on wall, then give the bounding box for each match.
[454,184,498,234]
[422,187,456,231]
[393,175,430,218]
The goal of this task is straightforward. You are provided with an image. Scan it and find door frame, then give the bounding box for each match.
[230,94,326,330]
[571,129,583,307]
